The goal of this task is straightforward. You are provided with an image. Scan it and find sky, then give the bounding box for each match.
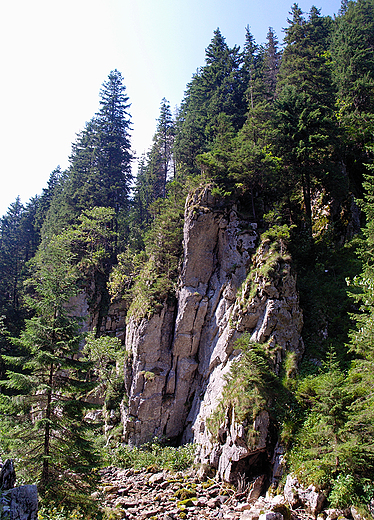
[0,0,342,217]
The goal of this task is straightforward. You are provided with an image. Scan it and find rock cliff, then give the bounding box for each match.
[120,186,304,486]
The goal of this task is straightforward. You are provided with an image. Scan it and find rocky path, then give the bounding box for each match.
[95,467,316,520]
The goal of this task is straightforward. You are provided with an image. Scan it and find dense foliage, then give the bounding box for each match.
[0,0,374,513]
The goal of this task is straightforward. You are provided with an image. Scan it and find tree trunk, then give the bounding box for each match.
[301,169,313,242]
[41,363,54,487]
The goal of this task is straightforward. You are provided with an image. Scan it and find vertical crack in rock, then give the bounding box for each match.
[121,186,303,487]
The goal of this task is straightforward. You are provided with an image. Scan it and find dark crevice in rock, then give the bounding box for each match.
[230,449,270,487]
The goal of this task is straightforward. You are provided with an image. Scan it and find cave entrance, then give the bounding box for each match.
[230,449,271,493]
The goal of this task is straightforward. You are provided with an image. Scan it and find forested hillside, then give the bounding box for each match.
[1,1,374,517]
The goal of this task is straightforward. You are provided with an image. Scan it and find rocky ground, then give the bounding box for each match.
[95,466,323,520]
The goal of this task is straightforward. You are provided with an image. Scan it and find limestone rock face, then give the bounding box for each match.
[122,303,176,446]
[121,186,304,484]
[123,187,257,446]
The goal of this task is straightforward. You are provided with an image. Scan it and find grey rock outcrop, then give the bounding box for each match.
[284,474,325,516]
[122,303,176,445]
[122,187,258,446]
[1,485,38,520]
[0,460,38,520]
[0,459,16,491]
[122,185,304,485]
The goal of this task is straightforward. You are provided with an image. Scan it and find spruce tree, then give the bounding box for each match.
[96,69,133,210]
[43,70,133,237]
[175,28,246,174]
[131,154,152,232]
[68,69,133,214]
[347,146,374,361]
[289,151,374,506]
[331,0,374,194]
[152,98,175,199]
[34,167,63,237]
[332,0,374,143]
[241,26,267,108]
[0,197,25,316]
[275,5,340,238]
[263,27,281,100]
[1,232,97,497]
[196,28,282,213]
[0,197,39,330]
[138,98,175,206]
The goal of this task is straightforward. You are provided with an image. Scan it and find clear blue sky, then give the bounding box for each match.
[0,0,342,216]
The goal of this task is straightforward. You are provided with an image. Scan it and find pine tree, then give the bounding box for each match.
[42,206,119,334]
[289,149,374,506]
[1,232,97,496]
[227,101,281,218]
[21,197,40,262]
[43,71,133,238]
[331,0,374,194]
[275,5,340,239]
[347,146,374,361]
[0,198,24,313]
[66,119,101,213]
[290,356,350,487]
[132,98,176,219]
[196,28,283,212]
[131,154,152,232]
[332,0,374,145]
[175,28,246,175]
[0,197,36,330]
[68,70,133,213]
[263,27,281,100]
[34,167,63,236]
[152,98,175,199]
[96,69,133,210]
[203,29,245,138]
[241,26,261,110]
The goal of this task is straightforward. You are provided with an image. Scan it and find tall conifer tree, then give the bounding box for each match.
[175,28,246,174]
[275,5,339,238]
[2,233,97,496]
[44,70,133,236]
[331,0,374,194]
[146,98,175,201]
[263,27,281,99]
[96,69,133,210]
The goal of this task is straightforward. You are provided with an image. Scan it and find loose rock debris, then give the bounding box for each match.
[96,467,317,520]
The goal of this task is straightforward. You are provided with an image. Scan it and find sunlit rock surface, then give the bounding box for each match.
[119,186,304,483]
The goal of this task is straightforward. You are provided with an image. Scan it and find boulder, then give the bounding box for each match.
[284,474,325,515]
[299,484,326,515]
[1,485,38,520]
[248,475,267,503]
[283,475,301,509]
[351,506,367,520]
[259,512,284,520]
[241,509,262,520]
[0,459,16,490]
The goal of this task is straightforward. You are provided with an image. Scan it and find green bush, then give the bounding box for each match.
[104,440,195,472]
[329,474,357,509]
[207,337,277,442]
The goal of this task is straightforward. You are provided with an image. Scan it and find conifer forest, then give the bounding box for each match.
[1,1,374,518]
